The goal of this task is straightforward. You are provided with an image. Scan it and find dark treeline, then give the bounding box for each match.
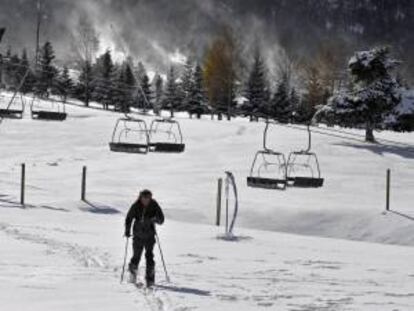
[0,36,412,130]
[0,41,211,119]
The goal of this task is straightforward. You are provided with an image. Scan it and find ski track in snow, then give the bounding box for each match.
[0,220,182,311]
[1,209,414,310]
[0,222,110,268]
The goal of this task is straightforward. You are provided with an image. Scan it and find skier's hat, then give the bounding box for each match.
[140,189,152,198]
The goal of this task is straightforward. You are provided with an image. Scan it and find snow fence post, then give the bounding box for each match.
[20,163,25,206]
[216,178,222,226]
[386,169,391,211]
[81,166,87,201]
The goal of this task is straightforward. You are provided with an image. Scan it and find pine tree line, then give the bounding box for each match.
[1,41,412,131]
[0,40,324,122]
[0,41,212,117]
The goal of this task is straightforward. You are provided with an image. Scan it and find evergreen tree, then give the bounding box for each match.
[153,74,164,115]
[112,67,127,112]
[388,89,414,132]
[76,60,93,106]
[317,47,403,142]
[123,62,136,111]
[35,41,57,97]
[136,62,146,83]
[300,65,326,123]
[175,81,186,112]
[113,62,136,113]
[56,66,73,102]
[133,62,151,111]
[270,77,293,122]
[1,47,26,90]
[289,88,301,122]
[139,75,152,111]
[8,53,21,90]
[163,66,180,117]
[2,47,13,88]
[0,53,3,87]
[245,49,269,120]
[181,59,194,112]
[92,50,114,110]
[188,63,209,118]
[19,49,35,94]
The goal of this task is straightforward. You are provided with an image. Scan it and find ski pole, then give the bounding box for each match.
[155,231,170,283]
[120,237,130,284]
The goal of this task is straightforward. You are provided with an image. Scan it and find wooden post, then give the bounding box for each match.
[81,166,87,201]
[386,169,391,211]
[216,178,222,226]
[20,163,25,205]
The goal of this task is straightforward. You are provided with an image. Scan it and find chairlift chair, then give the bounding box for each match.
[0,93,24,119]
[109,117,149,154]
[286,125,324,188]
[148,118,185,153]
[247,121,287,190]
[30,95,67,121]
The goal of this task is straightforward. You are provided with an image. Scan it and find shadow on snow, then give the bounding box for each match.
[155,284,211,297]
[0,195,69,212]
[333,142,414,159]
[79,200,121,215]
[389,210,414,221]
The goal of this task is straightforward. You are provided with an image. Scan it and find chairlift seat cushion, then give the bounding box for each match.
[109,142,148,154]
[247,177,287,190]
[32,110,67,121]
[0,109,23,118]
[149,143,185,153]
[290,177,324,188]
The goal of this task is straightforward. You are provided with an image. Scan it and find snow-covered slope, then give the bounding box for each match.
[1,95,414,310]
[1,94,413,246]
[1,204,414,311]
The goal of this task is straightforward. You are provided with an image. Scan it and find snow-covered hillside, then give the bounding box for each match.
[1,95,414,310]
[1,94,413,245]
[1,206,414,311]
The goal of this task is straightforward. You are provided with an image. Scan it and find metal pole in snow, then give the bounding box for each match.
[386,169,391,211]
[225,177,229,234]
[20,163,25,205]
[216,178,222,226]
[81,166,87,201]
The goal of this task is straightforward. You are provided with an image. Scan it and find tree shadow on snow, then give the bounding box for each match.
[333,142,414,159]
[80,200,121,215]
[155,284,211,296]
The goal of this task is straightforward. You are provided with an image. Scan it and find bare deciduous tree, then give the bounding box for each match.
[71,16,99,106]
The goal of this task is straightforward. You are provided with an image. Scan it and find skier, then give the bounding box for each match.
[124,189,165,287]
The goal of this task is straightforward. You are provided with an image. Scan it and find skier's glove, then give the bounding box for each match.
[124,231,131,238]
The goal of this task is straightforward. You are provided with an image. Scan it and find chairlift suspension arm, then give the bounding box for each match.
[305,124,312,153]
[263,121,270,151]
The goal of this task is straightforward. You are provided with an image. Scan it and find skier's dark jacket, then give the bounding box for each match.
[125,199,164,241]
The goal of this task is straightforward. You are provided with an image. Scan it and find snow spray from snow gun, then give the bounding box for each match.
[224,171,239,238]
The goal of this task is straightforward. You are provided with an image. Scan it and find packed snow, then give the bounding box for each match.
[1,94,414,310]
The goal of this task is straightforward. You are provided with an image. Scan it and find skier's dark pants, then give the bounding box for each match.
[129,238,155,282]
